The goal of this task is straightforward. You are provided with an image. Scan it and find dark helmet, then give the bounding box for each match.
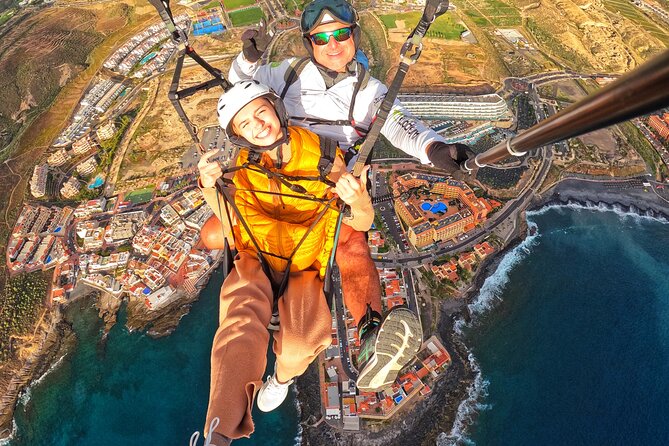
[217,80,289,152]
[300,0,361,57]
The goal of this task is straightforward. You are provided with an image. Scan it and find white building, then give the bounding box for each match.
[76,157,98,176]
[30,164,48,198]
[144,285,177,310]
[97,120,117,141]
[398,93,510,121]
[60,176,81,199]
[47,148,71,167]
[72,135,98,155]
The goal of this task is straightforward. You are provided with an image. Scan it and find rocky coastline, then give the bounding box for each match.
[1,176,666,442]
[297,175,669,445]
[0,259,220,439]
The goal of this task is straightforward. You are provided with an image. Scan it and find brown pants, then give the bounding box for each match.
[201,216,382,323]
[205,251,332,440]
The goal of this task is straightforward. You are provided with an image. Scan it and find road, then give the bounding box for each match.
[330,269,358,380]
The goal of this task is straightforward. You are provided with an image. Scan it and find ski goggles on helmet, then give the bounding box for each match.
[309,27,352,45]
[300,0,358,34]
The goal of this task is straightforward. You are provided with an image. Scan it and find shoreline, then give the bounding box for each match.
[298,175,669,445]
[0,259,221,439]
[436,177,669,444]
[1,176,667,443]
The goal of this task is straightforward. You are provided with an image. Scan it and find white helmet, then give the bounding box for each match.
[217,80,288,152]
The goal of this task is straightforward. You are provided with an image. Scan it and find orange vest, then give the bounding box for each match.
[232,127,342,278]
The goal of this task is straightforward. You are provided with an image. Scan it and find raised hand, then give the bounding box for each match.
[241,19,273,63]
[197,150,224,189]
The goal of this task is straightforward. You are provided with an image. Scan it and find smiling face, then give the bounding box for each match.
[231,97,282,147]
[310,21,356,73]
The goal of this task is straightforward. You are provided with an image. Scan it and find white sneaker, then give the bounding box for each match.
[256,373,293,412]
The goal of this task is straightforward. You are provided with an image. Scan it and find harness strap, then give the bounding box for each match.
[218,162,340,315]
[280,57,310,100]
[317,136,338,184]
[281,59,372,136]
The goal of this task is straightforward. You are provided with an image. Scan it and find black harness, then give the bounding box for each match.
[216,135,340,324]
[280,58,372,138]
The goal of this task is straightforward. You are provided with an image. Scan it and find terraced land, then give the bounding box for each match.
[602,0,669,46]
[460,0,521,27]
[228,6,264,26]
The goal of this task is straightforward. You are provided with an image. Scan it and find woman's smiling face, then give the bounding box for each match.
[232,97,282,147]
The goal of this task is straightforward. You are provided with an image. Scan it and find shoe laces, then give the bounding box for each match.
[189,417,219,446]
[264,374,292,396]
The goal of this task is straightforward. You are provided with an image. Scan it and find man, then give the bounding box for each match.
[201,0,469,403]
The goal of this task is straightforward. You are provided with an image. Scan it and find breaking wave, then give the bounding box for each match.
[437,353,490,446]
[455,226,540,335]
[292,385,303,446]
[446,223,540,444]
[528,200,668,224]
[0,419,17,445]
[443,199,668,444]
[17,353,67,408]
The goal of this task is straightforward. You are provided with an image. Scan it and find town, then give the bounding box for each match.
[1,0,669,441]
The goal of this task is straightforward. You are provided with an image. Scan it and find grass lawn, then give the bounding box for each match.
[222,0,256,10]
[0,9,15,27]
[125,186,156,204]
[228,7,264,26]
[620,122,661,175]
[379,11,466,39]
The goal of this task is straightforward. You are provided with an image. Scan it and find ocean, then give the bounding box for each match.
[7,269,300,446]
[9,204,669,446]
[445,204,669,445]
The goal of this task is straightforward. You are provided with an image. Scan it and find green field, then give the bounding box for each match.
[125,186,155,204]
[223,0,256,10]
[460,0,521,27]
[603,0,669,46]
[0,9,15,26]
[229,7,265,26]
[379,12,466,39]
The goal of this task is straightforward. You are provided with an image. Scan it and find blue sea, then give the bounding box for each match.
[7,270,300,446]
[9,204,669,446]
[445,204,669,446]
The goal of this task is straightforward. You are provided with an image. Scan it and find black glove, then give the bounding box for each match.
[241,20,272,63]
[427,142,476,176]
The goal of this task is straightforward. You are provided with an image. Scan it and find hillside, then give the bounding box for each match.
[0,4,129,154]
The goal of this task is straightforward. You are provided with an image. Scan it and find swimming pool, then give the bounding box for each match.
[88,175,104,189]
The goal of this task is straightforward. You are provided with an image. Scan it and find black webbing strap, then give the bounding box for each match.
[217,162,340,316]
[280,57,310,100]
[282,61,371,136]
[317,136,338,185]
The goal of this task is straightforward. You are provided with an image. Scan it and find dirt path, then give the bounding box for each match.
[105,76,160,196]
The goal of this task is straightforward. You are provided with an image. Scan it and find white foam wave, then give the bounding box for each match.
[18,353,67,408]
[0,419,17,445]
[292,386,303,446]
[527,200,668,224]
[455,230,540,335]
[436,353,490,446]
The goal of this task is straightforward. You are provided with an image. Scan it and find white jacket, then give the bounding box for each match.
[229,53,446,164]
